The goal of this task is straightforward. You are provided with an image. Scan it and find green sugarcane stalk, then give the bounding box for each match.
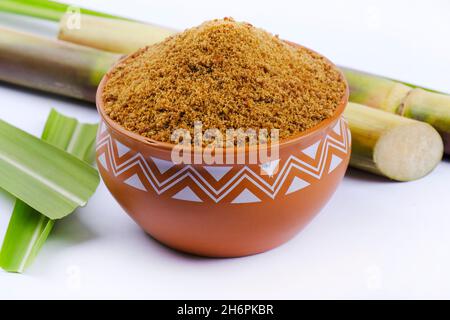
[342,68,450,154]
[0,26,121,102]
[58,13,176,54]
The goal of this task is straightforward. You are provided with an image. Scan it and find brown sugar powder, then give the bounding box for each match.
[102,18,346,143]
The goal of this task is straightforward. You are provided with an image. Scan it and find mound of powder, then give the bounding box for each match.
[102,18,346,143]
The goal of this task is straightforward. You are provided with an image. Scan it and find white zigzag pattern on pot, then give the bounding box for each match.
[96,119,350,204]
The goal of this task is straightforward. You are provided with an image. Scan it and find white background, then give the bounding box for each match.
[1,0,450,299]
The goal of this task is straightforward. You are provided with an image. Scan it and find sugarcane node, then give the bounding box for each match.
[401,88,450,154]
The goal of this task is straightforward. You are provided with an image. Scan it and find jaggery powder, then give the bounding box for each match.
[103,18,346,143]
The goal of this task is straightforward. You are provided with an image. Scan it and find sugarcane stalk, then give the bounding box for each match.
[58,14,177,54]
[0,26,121,102]
[400,89,450,154]
[341,68,412,114]
[345,102,443,181]
[342,68,450,154]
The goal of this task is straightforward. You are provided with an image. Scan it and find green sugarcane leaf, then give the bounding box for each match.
[0,113,99,220]
[0,201,55,273]
[42,109,98,163]
[0,109,98,273]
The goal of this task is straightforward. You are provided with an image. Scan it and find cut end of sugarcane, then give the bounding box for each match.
[374,122,444,181]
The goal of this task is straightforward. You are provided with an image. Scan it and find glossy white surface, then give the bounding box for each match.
[0,0,449,299]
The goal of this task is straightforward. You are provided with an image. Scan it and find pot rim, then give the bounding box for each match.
[96,41,349,154]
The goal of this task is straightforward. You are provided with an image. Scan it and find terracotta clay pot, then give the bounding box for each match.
[95,45,350,258]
